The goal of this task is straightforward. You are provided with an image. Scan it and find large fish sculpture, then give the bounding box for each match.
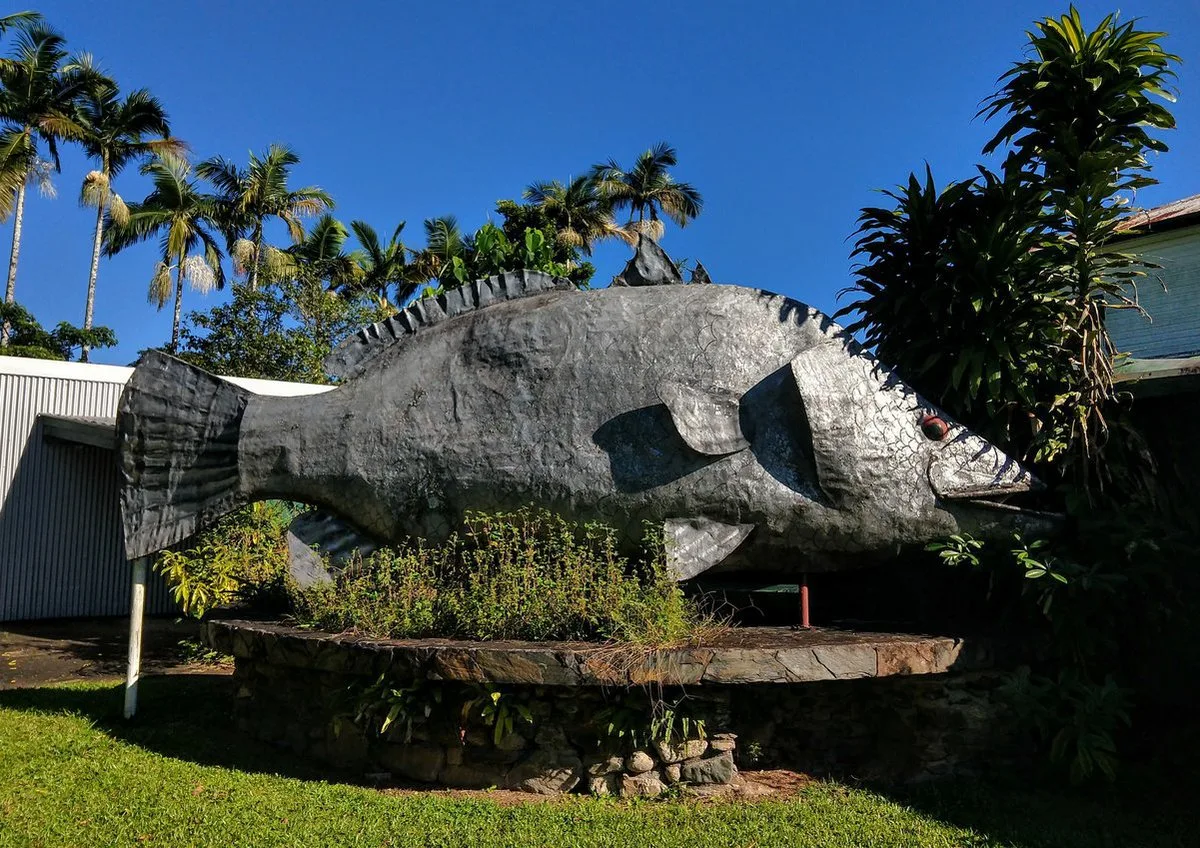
[118,252,1049,580]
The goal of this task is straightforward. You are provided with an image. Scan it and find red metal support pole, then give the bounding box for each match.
[800,573,811,629]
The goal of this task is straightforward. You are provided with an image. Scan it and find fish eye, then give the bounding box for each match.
[920,414,950,441]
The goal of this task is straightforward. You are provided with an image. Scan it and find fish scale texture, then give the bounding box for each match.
[118,283,1042,574]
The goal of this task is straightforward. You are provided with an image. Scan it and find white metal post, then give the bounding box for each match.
[123,556,148,719]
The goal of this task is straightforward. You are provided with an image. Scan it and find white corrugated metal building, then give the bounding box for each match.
[0,356,328,621]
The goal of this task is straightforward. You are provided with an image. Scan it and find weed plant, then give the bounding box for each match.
[293,509,705,644]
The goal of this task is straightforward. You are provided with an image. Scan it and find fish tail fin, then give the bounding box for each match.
[118,351,253,559]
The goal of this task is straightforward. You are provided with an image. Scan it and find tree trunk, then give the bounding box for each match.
[81,194,107,362]
[248,220,263,290]
[1,178,28,347]
[170,261,185,352]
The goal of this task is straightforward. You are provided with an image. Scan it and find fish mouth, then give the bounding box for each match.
[927,452,1045,504]
[959,496,1064,522]
[928,461,1063,522]
[934,478,1044,501]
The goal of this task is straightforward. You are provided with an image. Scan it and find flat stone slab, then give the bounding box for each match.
[205,620,990,687]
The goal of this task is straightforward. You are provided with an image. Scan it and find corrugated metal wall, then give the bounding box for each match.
[1108,225,1200,359]
[1,356,332,622]
[0,359,176,620]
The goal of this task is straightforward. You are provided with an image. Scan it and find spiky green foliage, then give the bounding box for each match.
[197,144,333,290]
[979,6,1179,477]
[838,7,1178,486]
[103,155,225,351]
[276,213,360,291]
[839,166,1062,456]
[591,142,702,242]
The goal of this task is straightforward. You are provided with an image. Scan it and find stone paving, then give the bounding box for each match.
[205,619,991,687]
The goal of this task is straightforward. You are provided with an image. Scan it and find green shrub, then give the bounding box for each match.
[155,502,294,617]
[293,509,705,644]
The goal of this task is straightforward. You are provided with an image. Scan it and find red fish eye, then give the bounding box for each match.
[921,414,950,441]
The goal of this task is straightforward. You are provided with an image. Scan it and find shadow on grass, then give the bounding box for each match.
[0,673,341,783]
[3,675,1199,848]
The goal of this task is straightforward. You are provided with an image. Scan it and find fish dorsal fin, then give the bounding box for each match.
[613,234,684,287]
[325,269,574,380]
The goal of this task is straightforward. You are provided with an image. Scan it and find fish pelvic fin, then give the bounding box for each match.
[324,269,574,381]
[665,518,755,581]
[118,351,251,559]
[286,509,379,589]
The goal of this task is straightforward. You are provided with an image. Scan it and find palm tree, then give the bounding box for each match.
[197,144,333,290]
[346,220,414,305]
[0,24,99,345]
[75,80,184,359]
[411,215,466,286]
[281,213,360,292]
[0,11,40,40]
[272,215,364,345]
[522,174,616,254]
[103,155,225,351]
[590,142,703,242]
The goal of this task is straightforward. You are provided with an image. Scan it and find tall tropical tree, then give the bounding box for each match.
[0,24,99,345]
[411,215,466,285]
[281,213,360,292]
[103,155,225,351]
[522,175,616,254]
[197,144,333,290]
[75,80,183,359]
[346,220,414,305]
[0,11,40,43]
[590,142,703,242]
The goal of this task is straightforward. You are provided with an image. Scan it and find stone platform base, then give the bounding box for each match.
[206,620,1011,794]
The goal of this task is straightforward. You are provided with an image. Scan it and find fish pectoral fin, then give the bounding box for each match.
[286,510,380,588]
[664,517,755,581]
[657,380,750,456]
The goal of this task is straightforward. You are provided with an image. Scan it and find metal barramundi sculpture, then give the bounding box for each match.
[118,250,1048,579]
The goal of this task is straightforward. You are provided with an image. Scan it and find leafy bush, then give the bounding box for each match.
[0,301,117,361]
[837,8,1178,489]
[154,502,293,617]
[595,689,708,749]
[928,523,1179,783]
[293,509,705,644]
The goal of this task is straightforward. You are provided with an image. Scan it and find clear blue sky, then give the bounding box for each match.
[12,0,1200,365]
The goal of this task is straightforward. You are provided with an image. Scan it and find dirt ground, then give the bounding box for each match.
[0,616,229,690]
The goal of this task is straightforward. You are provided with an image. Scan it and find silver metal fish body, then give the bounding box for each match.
[119,271,1046,578]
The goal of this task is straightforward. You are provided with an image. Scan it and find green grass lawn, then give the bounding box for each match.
[0,676,1193,848]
